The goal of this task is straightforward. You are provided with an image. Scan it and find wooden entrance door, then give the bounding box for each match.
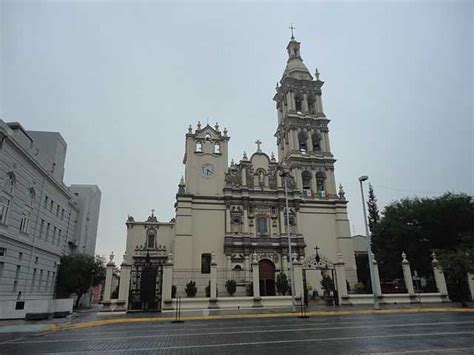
[259,259,276,296]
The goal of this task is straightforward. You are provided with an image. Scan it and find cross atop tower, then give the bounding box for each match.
[151,209,155,217]
[255,139,262,152]
[289,24,296,40]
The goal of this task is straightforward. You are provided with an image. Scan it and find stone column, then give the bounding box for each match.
[241,167,247,186]
[401,252,415,295]
[334,253,348,305]
[468,273,474,301]
[252,253,260,299]
[286,92,293,111]
[226,255,232,279]
[372,255,382,296]
[225,206,231,234]
[282,254,288,275]
[311,170,318,194]
[280,208,286,235]
[244,255,250,282]
[103,252,115,302]
[302,93,309,113]
[210,252,217,300]
[161,253,174,310]
[295,209,301,234]
[293,130,299,151]
[306,131,313,153]
[118,253,131,309]
[243,207,248,234]
[317,94,324,114]
[293,255,304,300]
[288,130,294,151]
[431,252,448,296]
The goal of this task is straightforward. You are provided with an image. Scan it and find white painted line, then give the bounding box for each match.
[6,320,474,344]
[369,347,474,354]
[42,331,474,354]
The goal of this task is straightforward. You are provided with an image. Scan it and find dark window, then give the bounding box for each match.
[256,217,268,234]
[147,234,155,249]
[201,253,211,274]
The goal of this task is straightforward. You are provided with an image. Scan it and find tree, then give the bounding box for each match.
[276,273,289,295]
[436,249,474,306]
[225,279,237,296]
[367,183,380,234]
[185,281,197,297]
[372,193,474,280]
[56,254,106,307]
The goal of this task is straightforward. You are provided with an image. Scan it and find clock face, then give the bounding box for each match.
[201,163,215,178]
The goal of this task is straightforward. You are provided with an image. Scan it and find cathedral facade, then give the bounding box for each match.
[124,35,357,306]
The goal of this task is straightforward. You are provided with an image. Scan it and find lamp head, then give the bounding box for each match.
[358,175,369,182]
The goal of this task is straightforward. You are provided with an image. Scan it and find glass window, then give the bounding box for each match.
[147,233,155,249]
[201,253,211,274]
[256,217,268,234]
[0,197,10,224]
[196,141,203,152]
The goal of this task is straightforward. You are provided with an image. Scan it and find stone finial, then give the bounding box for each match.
[188,125,193,133]
[197,121,201,129]
[431,252,439,265]
[231,159,235,166]
[338,252,343,263]
[211,252,216,264]
[122,252,130,266]
[338,184,346,200]
[215,122,219,131]
[372,253,377,264]
[243,151,248,160]
[167,253,174,265]
[276,81,279,89]
[109,252,114,263]
[252,252,258,264]
[223,127,228,136]
[271,152,276,161]
[401,251,407,261]
[292,252,298,262]
[178,176,185,194]
[315,68,320,80]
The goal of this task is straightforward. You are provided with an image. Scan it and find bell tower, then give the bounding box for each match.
[273,35,337,198]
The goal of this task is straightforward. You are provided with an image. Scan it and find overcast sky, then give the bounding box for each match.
[1,1,472,260]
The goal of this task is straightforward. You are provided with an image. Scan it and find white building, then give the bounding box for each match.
[0,120,101,318]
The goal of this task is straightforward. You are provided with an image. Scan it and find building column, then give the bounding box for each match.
[431,253,448,296]
[401,252,415,295]
[282,254,288,275]
[286,92,293,111]
[162,253,174,310]
[372,255,382,297]
[243,207,249,234]
[103,253,115,302]
[302,93,309,113]
[293,130,299,151]
[244,255,250,282]
[241,167,247,186]
[306,130,313,153]
[334,253,348,305]
[280,208,286,235]
[311,170,318,194]
[225,206,231,234]
[468,273,474,301]
[210,252,217,300]
[317,94,324,114]
[287,130,294,152]
[252,253,260,299]
[226,254,232,280]
[293,255,304,301]
[118,253,131,309]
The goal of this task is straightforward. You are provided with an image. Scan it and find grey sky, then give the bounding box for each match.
[1,1,472,260]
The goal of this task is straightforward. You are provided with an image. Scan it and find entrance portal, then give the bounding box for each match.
[259,259,276,296]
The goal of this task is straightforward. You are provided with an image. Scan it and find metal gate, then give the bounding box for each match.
[129,254,163,311]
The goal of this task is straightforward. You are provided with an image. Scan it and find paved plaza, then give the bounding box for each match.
[1,311,474,354]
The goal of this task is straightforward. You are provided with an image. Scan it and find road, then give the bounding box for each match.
[1,311,474,354]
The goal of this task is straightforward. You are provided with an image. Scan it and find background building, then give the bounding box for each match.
[0,120,101,318]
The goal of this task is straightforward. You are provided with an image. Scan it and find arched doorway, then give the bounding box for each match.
[259,259,276,296]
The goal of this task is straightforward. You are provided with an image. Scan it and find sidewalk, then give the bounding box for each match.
[1,302,472,334]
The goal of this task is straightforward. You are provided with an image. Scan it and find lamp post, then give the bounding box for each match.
[358,175,380,310]
[280,165,296,311]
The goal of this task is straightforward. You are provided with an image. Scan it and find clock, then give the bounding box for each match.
[201,163,215,178]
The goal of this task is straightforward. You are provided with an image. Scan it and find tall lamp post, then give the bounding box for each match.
[358,175,380,310]
[280,165,296,311]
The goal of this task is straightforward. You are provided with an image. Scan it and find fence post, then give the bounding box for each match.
[334,252,348,305]
[162,253,174,310]
[252,253,262,306]
[401,252,415,295]
[103,252,115,302]
[118,252,131,310]
[431,252,448,297]
[372,254,382,297]
[293,255,304,303]
[210,252,217,300]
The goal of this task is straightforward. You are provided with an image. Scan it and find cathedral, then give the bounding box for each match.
[123,34,357,309]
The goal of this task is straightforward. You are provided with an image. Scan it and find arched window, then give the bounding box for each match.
[214,142,220,154]
[295,95,302,112]
[233,264,243,281]
[302,171,313,197]
[298,132,307,153]
[312,132,322,152]
[29,188,36,206]
[308,97,316,114]
[3,172,15,194]
[196,141,203,152]
[147,232,155,249]
[205,133,211,141]
[256,217,268,235]
[316,172,326,197]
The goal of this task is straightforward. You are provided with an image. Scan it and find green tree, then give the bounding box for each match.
[56,254,106,307]
[276,273,289,295]
[436,249,474,306]
[185,281,197,297]
[225,279,237,296]
[367,183,380,233]
[372,193,474,281]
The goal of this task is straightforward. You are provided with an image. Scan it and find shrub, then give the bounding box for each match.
[185,281,197,297]
[205,282,210,297]
[246,282,253,296]
[225,279,237,296]
[171,285,177,298]
[354,282,366,294]
[321,275,334,297]
[276,273,289,295]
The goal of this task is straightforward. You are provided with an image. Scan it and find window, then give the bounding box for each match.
[46,271,50,292]
[44,196,48,208]
[50,200,54,212]
[4,172,15,194]
[196,141,203,152]
[39,269,43,292]
[201,253,211,274]
[18,252,23,260]
[214,143,220,154]
[35,256,38,264]
[298,132,307,153]
[147,233,155,249]
[56,205,60,216]
[13,265,20,291]
[0,262,4,281]
[302,171,313,197]
[39,219,44,239]
[312,132,322,152]
[46,223,50,241]
[20,211,31,233]
[0,196,10,224]
[316,172,326,197]
[58,229,62,245]
[53,227,57,244]
[0,247,5,256]
[29,188,36,205]
[233,265,242,281]
[256,217,268,235]
[295,96,302,112]
[205,133,211,141]
[31,268,36,292]
[61,209,65,220]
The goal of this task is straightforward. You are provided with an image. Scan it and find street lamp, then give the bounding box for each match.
[358,175,380,310]
[280,164,296,311]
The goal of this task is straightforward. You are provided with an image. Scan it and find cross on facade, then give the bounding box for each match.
[289,24,296,39]
[255,139,262,152]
